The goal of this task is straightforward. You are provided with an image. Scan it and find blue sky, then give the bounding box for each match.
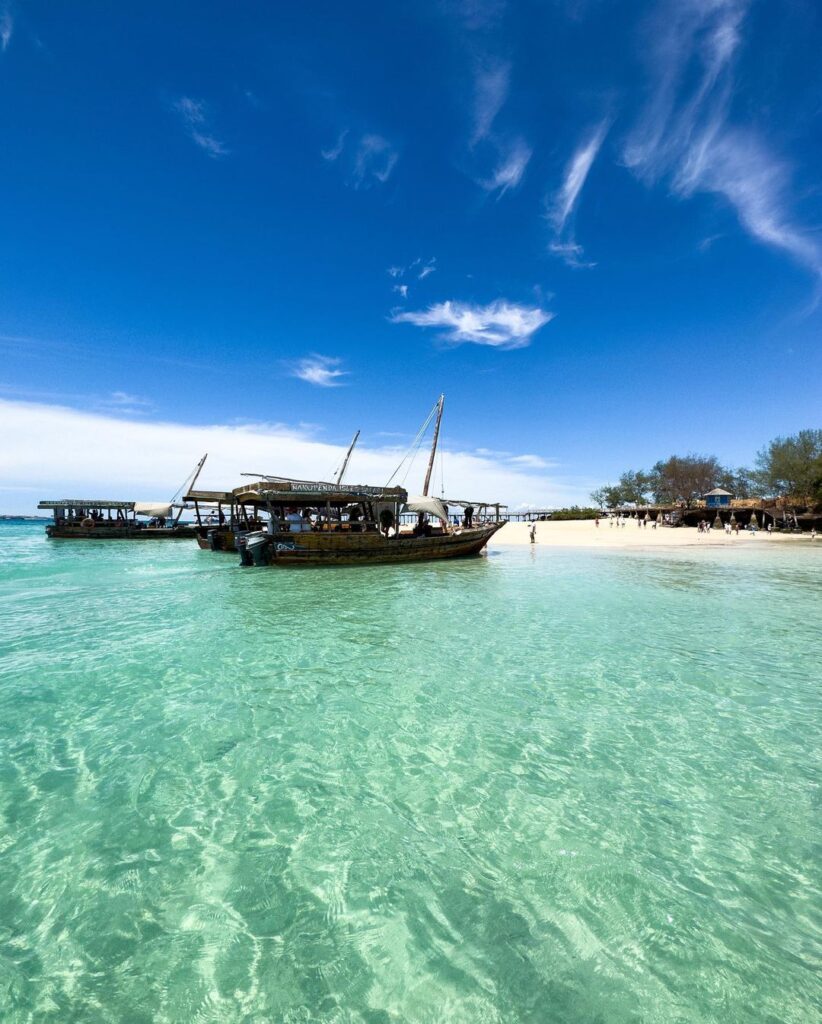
[1,0,821,509]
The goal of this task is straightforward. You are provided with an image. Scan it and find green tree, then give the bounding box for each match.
[716,466,759,500]
[650,454,724,508]
[589,486,608,509]
[618,469,653,505]
[754,429,822,503]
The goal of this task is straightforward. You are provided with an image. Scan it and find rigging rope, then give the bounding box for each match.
[385,400,439,488]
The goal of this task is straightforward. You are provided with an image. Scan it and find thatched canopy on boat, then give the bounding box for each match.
[233,478,407,506]
[37,499,135,510]
[183,489,234,503]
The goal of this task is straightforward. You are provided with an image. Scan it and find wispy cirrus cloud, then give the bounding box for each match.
[471,60,510,146]
[391,300,553,349]
[547,120,609,267]
[321,129,348,162]
[172,97,228,158]
[385,258,436,302]
[481,138,533,197]
[549,120,609,266]
[291,355,348,388]
[417,257,437,280]
[468,60,532,197]
[353,134,398,186]
[624,0,821,279]
[1,7,12,52]
[323,131,398,188]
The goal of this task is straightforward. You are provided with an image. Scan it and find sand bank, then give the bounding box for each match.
[489,520,817,550]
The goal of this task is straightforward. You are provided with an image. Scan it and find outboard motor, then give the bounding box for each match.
[207,528,224,551]
[237,534,253,566]
[239,530,271,567]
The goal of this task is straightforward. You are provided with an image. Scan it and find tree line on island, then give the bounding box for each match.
[589,429,822,511]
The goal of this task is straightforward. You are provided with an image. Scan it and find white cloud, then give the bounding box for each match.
[623,0,821,278]
[321,129,348,162]
[172,96,228,159]
[392,284,408,299]
[480,138,532,196]
[98,391,154,414]
[353,134,398,187]
[548,120,609,266]
[291,355,348,388]
[0,398,588,514]
[548,241,596,270]
[508,454,552,469]
[471,61,510,145]
[418,258,437,280]
[1,7,12,52]
[387,265,403,278]
[466,60,531,196]
[551,120,609,233]
[391,300,554,349]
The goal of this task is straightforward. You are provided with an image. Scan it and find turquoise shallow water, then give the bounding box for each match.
[0,522,820,1023]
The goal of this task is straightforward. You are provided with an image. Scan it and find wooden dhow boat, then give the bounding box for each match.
[187,430,363,552]
[233,397,505,567]
[36,499,199,539]
[37,455,208,540]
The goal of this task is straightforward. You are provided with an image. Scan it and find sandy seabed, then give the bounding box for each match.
[489,519,818,550]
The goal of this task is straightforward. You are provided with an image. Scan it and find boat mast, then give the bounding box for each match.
[336,430,360,486]
[173,453,208,524]
[422,394,444,497]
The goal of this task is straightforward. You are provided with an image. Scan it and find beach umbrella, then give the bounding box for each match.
[729,511,736,524]
[713,513,723,530]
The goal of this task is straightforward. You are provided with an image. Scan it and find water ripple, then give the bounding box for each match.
[0,524,820,1022]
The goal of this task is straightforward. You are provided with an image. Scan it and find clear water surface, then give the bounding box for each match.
[0,521,820,1023]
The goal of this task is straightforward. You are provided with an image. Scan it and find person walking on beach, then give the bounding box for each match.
[529,523,537,544]
[595,516,600,528]
[811,529,817,541]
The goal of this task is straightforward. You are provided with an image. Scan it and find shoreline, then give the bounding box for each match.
[489,520,819,550]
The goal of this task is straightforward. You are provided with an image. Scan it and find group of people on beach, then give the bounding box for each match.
[601,514,657,529]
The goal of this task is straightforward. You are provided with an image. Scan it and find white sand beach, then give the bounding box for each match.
[490,520,817,549]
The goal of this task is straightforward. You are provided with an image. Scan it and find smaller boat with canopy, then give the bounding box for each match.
[36,455,208,540]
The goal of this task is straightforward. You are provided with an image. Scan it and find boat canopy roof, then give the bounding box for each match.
[183,489,234,503]
[443,499,508,509]
[37,499,135,510]
[233,478,407,504]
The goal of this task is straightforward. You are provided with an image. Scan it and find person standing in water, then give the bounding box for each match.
[529,523,537,544]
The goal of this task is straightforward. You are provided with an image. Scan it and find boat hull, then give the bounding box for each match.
[46,525,197,540]
[247,524,503,566]
[195,527,237,551]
